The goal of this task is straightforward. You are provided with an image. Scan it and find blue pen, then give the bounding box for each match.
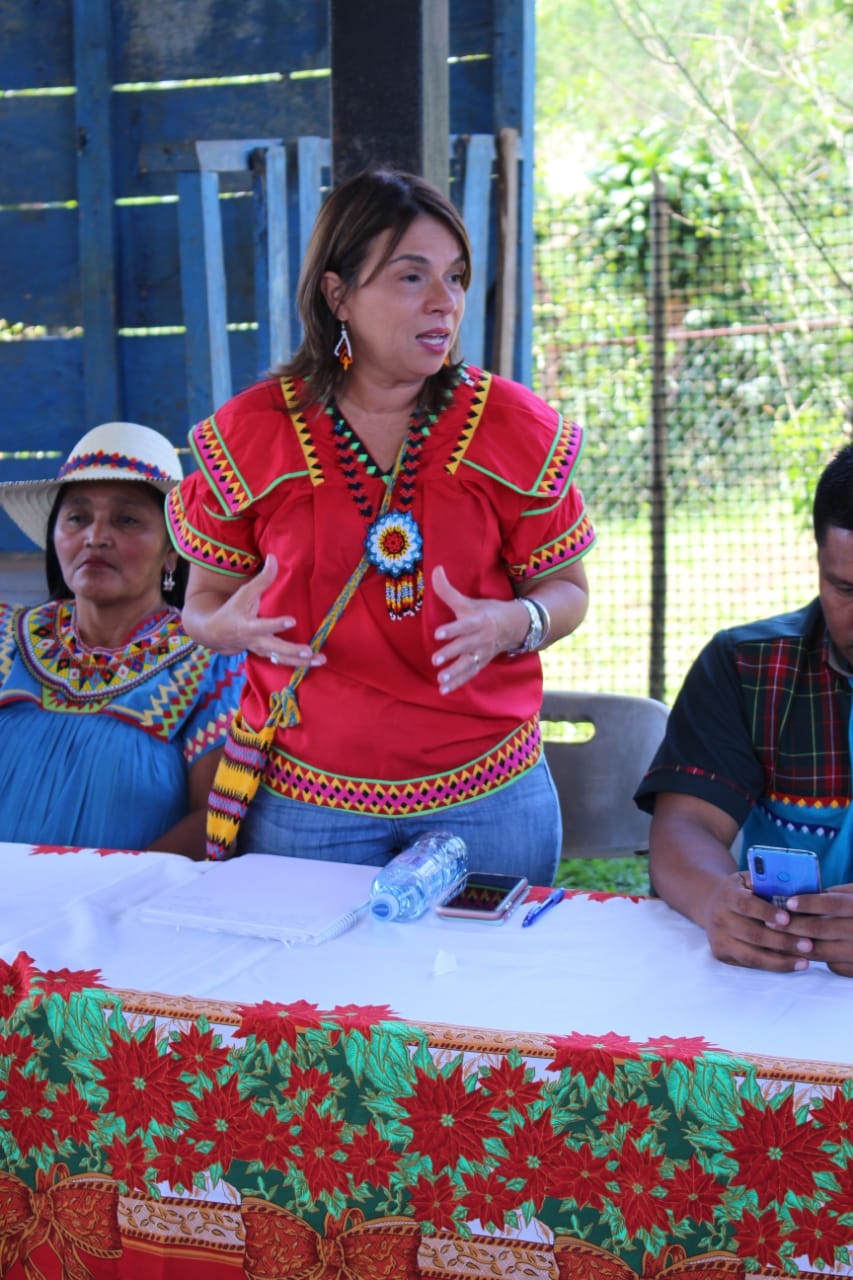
[522,886,565,928]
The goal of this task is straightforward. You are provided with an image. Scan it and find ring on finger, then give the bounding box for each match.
[472,652,481,668]
[270,653,281,665]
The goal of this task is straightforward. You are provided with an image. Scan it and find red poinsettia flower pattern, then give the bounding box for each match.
[2,1066,54,1156]
[184,1073,257,1169]
[38,965,105,998]
[663,1156,725,1226]
[0,952,36,1017]
[233,1105,297,1168]
[234,999,326,1051]
[170,1021,231,1078]
[721,1096,835,1205]
[93,1024,190,1132]
[734,1206,786,1270]
[103,1132,152,1192]
[788,1203,853,1268]
[498,1111,569,1204]
[549,1031,644,1083]
[399,1066,499,1169]
[407,1171,461,1233]
[547,1141,614,1210]
[461,1167,521,1229]
[291,1104,348,1202]
[345,1124,399,1190]
[51,1081,95,1147]
[478,1056,543,1115]
[811,1088,853,1148]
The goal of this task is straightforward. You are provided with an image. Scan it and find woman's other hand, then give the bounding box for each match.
[431,565,527,693]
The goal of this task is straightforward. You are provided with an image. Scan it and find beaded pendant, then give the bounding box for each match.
[328,402,432,621]
[365,509,424,619]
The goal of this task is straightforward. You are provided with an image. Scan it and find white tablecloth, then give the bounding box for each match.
[3,842,848,1065]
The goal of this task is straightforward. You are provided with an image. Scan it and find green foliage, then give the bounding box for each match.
[555,856,650,896]
[581,123,754,295]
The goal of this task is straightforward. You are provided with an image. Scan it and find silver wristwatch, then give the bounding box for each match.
[509,596,551,655]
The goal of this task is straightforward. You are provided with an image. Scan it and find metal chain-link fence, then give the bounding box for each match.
[532,185,853,706]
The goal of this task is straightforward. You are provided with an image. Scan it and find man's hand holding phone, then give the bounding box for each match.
[743,845,853,977]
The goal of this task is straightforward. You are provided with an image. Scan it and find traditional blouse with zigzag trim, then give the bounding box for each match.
[167,365,596,814]
[0,601,243,848]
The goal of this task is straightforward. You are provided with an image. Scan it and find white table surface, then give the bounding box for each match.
[3,842,849,1065]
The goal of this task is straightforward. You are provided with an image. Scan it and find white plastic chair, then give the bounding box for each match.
[539,690,669,859]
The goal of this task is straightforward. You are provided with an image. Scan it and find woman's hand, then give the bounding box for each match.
[430,565,528,694]
[183,555,325,668]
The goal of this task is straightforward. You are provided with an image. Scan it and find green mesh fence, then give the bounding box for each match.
[532,186,853,706]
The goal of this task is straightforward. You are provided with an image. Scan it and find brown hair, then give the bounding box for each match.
[276,168,472,414]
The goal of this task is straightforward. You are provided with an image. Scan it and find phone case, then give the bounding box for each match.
[435,874,529,922]
[747,845,821,905]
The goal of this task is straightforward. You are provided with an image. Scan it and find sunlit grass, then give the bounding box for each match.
[541,498,815,706]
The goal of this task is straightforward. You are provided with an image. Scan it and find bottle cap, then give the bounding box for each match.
[370,893,400,921]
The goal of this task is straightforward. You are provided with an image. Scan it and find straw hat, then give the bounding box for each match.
[0,422,184,549]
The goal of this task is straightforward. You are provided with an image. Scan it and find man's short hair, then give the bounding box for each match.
[813,443,853,545]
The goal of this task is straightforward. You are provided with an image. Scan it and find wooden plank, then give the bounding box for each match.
[0,97,77,206]
[0,339,86,454]
[120,330,258,432]
[177,171,232,422]
[252,144,290,373]
[113,0,329,82]
[118,79,330,199]
[0,0,490,90]
[330,0,449,185]
[448,0,493,56]
[0,330,258,445]
[73,0,120,423]
[449,55,495,136]
[287,137,331,346]
[115,197,257,330]
[456,134,495,368]
[0,66,484,205]
[140,138,283,175]
[492,127,518,378]
[494,0,535,385]
[0,0,74,90]
[0,208,81,328]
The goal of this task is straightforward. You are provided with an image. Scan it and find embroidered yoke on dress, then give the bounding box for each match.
[167,364,596,818]
[0,601,243,849]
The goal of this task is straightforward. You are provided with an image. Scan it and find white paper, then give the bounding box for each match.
[136,852,374,946]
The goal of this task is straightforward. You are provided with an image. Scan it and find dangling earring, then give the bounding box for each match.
[162,566,175,593]
[334,321,353,370]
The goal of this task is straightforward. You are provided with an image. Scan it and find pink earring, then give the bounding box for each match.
[334,321,353,370]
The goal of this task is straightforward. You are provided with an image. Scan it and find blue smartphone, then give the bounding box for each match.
[746,845,821,906]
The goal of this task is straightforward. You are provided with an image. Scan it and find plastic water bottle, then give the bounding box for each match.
[369,832,468,922]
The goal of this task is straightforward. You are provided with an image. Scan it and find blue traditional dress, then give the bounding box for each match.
[0,600,243,850]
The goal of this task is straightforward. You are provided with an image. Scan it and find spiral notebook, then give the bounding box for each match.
[136,853,374,946]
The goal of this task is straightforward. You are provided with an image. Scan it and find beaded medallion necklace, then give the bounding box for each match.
[326,401,436,620]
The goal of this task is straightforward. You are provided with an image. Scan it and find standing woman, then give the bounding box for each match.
[168,168,596,880]
[0,422,243,857]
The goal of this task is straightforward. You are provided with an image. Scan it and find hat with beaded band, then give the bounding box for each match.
[0,422,184,549]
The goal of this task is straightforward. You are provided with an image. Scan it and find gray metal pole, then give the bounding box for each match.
[649,173,669,702]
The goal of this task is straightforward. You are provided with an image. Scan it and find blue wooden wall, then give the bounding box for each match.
[0,0,535,550]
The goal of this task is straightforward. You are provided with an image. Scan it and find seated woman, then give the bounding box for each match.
[0,421,243,858]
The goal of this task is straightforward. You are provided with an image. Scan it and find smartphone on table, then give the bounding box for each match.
[746,845,821,906]
[434,872,529,924]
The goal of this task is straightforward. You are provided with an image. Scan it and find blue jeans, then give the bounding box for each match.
[237,755,562,886]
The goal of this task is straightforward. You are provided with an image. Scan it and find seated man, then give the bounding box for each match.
[635,444,853,977]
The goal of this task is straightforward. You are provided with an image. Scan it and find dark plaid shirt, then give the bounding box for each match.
[635,600,853,824]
